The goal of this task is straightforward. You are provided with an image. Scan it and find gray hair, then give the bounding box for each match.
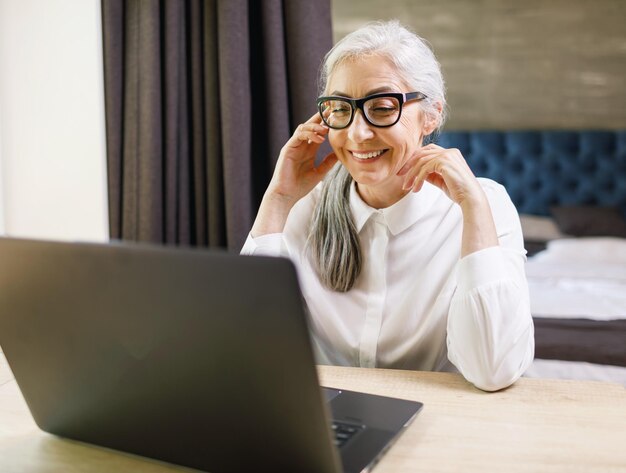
[308,163,360,292]
[309,20,447,292]
[320,20,447,129]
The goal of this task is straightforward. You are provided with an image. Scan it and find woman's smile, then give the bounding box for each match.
[325,56,428,208]
[349,149,389,162]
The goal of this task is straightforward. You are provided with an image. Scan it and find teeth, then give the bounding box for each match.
[352,150,384,160]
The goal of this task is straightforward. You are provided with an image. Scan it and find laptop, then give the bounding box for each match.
[0,237,422,473]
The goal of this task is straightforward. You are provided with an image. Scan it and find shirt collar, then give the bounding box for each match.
[349,180,439,236]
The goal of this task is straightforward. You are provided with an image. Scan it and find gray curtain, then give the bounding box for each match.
[101,0,332,250]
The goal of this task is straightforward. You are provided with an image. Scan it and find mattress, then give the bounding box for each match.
[524,237,626,385]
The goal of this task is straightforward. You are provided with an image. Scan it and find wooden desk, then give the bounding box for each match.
[1,352,625,473]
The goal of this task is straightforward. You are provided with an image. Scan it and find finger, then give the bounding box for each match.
[402,146,471,186]
[416,147,468,171]
[413,172,446,194]
[397,154,432,176]
[397,156,418,176]
[410,147,447,161]
[420,143,444,150]
[397,146,446,176]
[411,160,448,193]
[401,154,438,190]
[299,121,329,134]
[287,124,328,148]
[425,172,446,189]
[298,112,328,139]
[295,115,329,135]
[415,143,446,157]
[298,129,326,145]
[410,171,436,194]
[412,178,424,193]
[304,111,324,124]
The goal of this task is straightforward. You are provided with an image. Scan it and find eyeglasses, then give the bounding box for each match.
[316,91,427,130]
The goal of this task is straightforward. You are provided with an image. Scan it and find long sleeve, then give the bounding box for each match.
[240,179,534,386]
[240,233,288,257]
[446,188,535,391]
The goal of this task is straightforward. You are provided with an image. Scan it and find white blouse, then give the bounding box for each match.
[241,179,535,391]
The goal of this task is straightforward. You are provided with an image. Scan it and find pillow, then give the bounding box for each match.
[519,214,568,242]
[550,206,626,238]
[534,237,626,264]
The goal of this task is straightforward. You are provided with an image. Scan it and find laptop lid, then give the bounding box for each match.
[0,237,422,473]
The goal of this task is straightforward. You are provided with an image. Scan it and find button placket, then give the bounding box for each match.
[359,214,388,367]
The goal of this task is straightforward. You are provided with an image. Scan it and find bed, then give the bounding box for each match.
[437,131,626,386]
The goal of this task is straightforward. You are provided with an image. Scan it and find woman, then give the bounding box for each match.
[241,20,534,391]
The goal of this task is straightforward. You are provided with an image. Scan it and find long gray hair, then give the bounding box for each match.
[308,20,447,292]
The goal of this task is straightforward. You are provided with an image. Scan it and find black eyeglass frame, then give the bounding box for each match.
[316,91,427,130]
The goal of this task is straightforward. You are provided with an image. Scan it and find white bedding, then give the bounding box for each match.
[524,237,626,386]
[526,237,626,321]
[524,359,626,387]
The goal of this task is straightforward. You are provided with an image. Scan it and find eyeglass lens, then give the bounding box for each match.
[319,96,402,129]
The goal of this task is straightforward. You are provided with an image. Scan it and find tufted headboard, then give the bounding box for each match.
[435,131,626,216]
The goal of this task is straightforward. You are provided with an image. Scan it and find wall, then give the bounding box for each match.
[0,98,4,234]
[331,0,626,130]
[0,0,108,241]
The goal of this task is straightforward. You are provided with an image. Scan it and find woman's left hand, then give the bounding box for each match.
[398,143,499,256]
[397,144,485,209]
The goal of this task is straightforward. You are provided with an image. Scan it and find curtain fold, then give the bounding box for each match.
[101,0,332,250]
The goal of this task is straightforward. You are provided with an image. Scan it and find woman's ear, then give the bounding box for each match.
[422,101,443,135]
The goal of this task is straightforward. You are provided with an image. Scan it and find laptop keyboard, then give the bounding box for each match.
[331,421,364,448]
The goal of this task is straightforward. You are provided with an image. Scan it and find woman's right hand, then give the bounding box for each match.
[266,112,338,205]
[250,113,338,237]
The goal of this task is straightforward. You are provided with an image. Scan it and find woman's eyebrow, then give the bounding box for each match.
[329,86,396,97]
[365,86,396,95]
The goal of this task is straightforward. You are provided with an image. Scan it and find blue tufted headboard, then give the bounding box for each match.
[435,131,626,216]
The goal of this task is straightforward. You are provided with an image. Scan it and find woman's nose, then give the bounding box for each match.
[347,110,375,142]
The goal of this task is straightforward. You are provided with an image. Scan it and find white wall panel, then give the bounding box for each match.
[0,0,108,241]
